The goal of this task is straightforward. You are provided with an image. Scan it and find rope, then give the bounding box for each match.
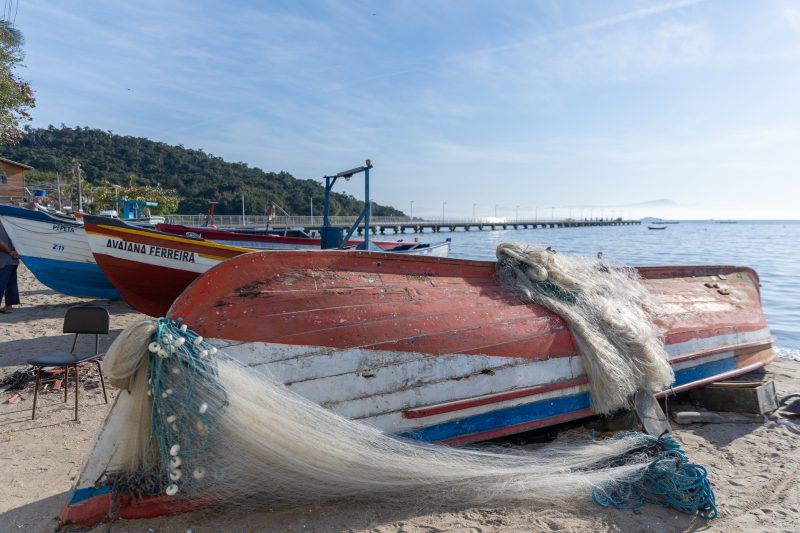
[779,393,800,406]
[592,433,717,519]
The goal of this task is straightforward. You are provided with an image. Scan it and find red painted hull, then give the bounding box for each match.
[169,251,769,359]
[98,253,201,317]
[157,223,413,250]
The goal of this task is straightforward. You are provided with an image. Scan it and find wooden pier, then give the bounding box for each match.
[164,214,640,234]
[347,218,640,235]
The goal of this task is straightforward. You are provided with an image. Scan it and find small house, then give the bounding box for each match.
[0,156,34,203]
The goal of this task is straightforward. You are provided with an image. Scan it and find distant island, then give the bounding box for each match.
[2,126,405,217]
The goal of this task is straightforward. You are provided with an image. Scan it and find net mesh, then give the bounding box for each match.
[496,243,675,413]
[91,244,714,522]
[101,319,658,509]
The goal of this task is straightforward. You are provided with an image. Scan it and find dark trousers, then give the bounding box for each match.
[0,264,20,306]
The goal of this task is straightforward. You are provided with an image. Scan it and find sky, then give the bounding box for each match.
[11,0,800,219]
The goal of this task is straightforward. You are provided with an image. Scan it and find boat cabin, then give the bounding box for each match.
[111,199,159,220]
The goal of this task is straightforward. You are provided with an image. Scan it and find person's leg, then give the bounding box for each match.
[0,266,11,308]
[0,265,19,311]
[3,265,19,308]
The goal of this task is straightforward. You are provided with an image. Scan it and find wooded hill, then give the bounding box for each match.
[2,126,405,217]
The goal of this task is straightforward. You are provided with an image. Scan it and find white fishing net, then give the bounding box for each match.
[87,244,695,523]
[495,243,675,414]
[99,318,667,516]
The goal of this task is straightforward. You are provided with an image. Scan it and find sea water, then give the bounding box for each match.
[434,220,799,361]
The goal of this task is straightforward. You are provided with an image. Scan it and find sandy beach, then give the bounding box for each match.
[1,264,799,532]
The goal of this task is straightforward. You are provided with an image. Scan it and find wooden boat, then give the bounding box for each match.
[84,215,451,317]
[61,249,775,526]
[648,224,668,230]
[84,215,249,316]
[156,222,442,253]
[159,222,311,240]
[167,251,775,441]
[0,204,121,299]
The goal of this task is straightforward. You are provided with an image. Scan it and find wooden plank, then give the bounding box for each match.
[688,379,777,414]
[634,390,671,435]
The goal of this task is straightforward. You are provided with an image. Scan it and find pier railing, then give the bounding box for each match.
[163,214,639,233]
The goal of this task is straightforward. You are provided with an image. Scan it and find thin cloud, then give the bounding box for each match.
[455,0,708,59]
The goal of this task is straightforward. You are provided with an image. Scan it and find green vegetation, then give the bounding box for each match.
[4,126,405,216]
[93,184,181,215]
[0,20,35,145]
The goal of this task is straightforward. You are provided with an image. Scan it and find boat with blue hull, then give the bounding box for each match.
[0,204,120,299]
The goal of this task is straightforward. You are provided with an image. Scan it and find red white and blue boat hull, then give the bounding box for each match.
[168,251,774,444]
[61,250,774,526]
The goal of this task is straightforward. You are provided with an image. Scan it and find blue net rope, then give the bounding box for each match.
[592,432,717,519]
[145,317,229,496]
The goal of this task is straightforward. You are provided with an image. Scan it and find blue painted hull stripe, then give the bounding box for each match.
[67,485,112,505]
[673,357,738,385]
[403,356,740,443]
[67,355,744,505]
[0,204,81,225]
[400,393,590,442]
[21,255,121,299]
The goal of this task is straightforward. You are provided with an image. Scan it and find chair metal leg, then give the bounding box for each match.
[95,360,108,404]
[31,367,41,420]
[64,366,69,403]
[74,364,79,421]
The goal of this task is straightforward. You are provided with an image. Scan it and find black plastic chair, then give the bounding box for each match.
[28,305,110,420]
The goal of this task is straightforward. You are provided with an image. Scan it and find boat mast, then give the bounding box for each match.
[76,164,83,212]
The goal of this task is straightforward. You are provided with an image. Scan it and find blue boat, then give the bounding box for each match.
[0,204,120,299]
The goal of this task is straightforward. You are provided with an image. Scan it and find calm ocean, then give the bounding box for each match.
[433,220,799,361]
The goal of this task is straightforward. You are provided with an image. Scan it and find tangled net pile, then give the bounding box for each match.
[95,243,721,519]
[98,314,715,520]
[496,243,675,414]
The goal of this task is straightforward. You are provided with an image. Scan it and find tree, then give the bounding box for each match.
[3,126,407,216]
[93,182,180,215]
[0,20,35,144]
